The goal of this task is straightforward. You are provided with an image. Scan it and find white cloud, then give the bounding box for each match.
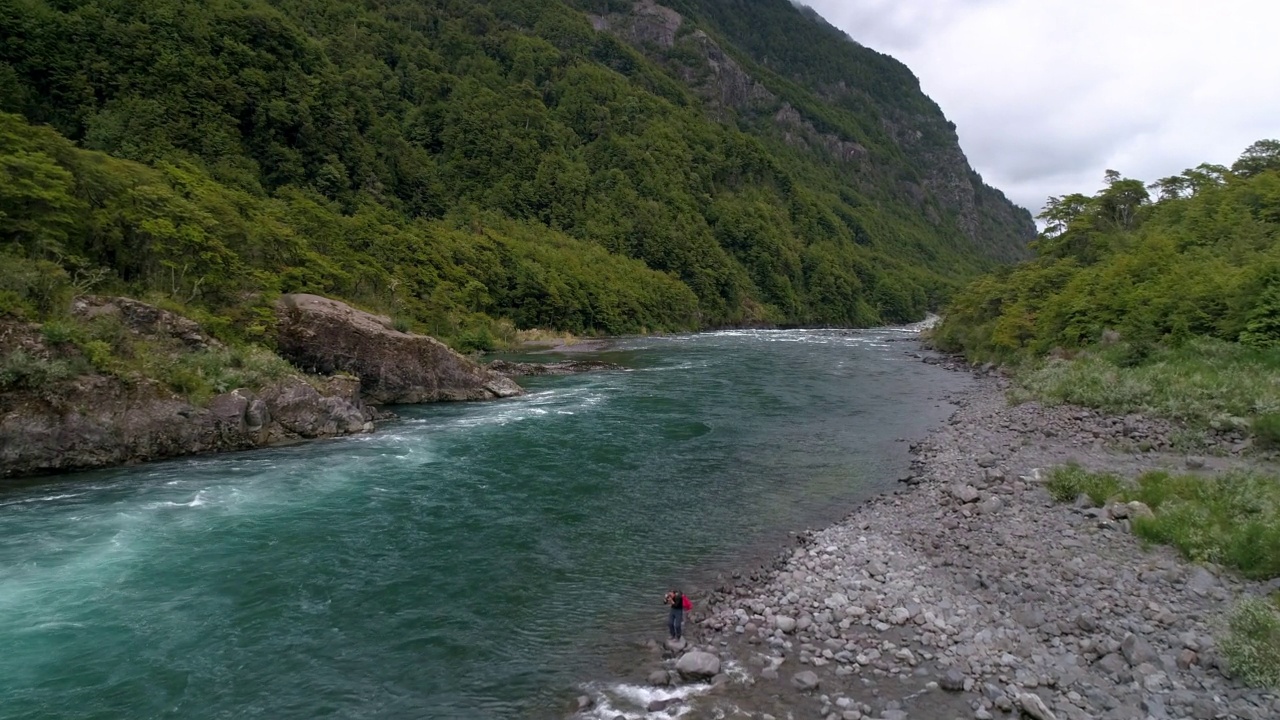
[802,0,1280,214]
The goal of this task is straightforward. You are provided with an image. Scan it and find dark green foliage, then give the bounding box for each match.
[0,349,77,390]
[1253,413,1280,450]
[934,144,1280,361]
[0,0,1032,345]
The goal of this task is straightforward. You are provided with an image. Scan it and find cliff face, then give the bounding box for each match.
[589,0,1034,262]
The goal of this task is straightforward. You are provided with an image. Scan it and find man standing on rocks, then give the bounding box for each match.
[664,589,691,641]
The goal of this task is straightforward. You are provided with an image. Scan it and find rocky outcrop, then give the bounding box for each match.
[72,295,218,350]
[275,294,523,404]
[0,369,376,479]
[0,297,385,478]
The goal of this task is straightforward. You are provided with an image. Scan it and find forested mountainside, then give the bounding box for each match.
[1,0,1033,350]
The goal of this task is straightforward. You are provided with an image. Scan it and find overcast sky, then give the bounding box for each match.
[803,0,1280,215]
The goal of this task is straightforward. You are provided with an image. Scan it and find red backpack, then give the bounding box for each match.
[682,594,692,611]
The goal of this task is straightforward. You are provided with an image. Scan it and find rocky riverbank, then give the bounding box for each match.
[1,294,523,478]
[578,373,1279,720]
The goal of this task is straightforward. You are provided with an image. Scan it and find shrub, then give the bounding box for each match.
[1221,598,1280,688]
[0,255,73,319]
[79,339,116,372]
[39,320,79,344]
[1045,463,1123,506]
[1044,465,1280,579]
[0,350,75,389]
[453,327,496,353]
[150,345,296,403]
[1253,413,1280,450]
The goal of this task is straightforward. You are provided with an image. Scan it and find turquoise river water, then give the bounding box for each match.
[0,329,969,719]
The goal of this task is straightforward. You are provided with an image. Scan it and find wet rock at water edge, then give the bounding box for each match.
[485,359,621,377]
[646,697,675,712]
[675,650,721,680]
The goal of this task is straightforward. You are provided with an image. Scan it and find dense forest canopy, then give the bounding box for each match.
[0,0,1033,349]
[932,140,1280,361]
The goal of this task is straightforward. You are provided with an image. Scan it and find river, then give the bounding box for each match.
[0,328,969,719]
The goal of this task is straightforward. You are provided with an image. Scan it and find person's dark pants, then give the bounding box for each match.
[668,608,683,639]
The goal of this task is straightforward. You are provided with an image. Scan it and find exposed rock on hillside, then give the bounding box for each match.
[592,0,1035,261]
[275,294,524,404]
[73,296,218,350]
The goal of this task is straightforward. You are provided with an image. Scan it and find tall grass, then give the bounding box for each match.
[1222,598,1280,689]
[1128,471,1280,579]
[1045,463,1123,506]
[1014,338,1280,434]
[1043,465,1280,580]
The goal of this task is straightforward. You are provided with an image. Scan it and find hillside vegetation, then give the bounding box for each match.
[933,140,1280,435]
[0,0,1031,352]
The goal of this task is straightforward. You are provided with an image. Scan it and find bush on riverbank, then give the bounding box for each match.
[1222,598,1280,689]
[1010,339,1280,434]
[1045,465,1280,580]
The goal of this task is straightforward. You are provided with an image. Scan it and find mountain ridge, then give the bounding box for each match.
[0,0,1033,348]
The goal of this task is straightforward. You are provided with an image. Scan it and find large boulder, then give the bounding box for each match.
[674,650,721,680]
[275,294,523,404]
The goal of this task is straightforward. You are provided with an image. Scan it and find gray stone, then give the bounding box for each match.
[940,668,966,691]
[792,670,821,691]
[647,697,674,712]
[1096,653,1131,681]
[675,650,721,679]
[1016,692,1058,720]
[776,615,797,633]
[1121,633,1159,667]
[1185,567,1219,594]
[647,670,670,686]
[952,484,981,503]
[1013,604,1046,629]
